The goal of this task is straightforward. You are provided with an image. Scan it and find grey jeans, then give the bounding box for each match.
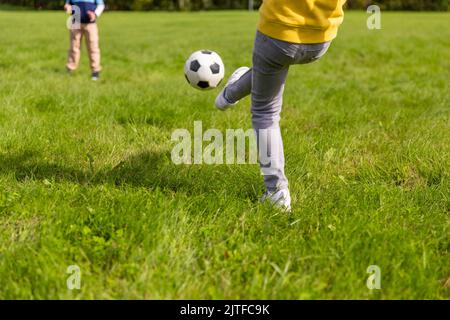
[225,31,331,192]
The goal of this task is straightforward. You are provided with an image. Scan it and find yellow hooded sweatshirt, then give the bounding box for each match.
[258,0,347,44]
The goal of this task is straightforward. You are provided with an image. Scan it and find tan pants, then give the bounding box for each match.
[66,23,101,73]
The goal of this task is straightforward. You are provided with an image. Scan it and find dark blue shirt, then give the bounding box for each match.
[67,0,104,24]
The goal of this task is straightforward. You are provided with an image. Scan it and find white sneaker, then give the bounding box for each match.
[91,72,100,81]
[215,66,250,110]
[260,189,292,212]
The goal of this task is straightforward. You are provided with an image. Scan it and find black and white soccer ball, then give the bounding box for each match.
[184,50,225,90]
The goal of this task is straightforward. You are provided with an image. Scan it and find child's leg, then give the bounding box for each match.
[251,32,295,192]
[84,23,102,73]
[66,28,83,71]
[224,68,252,103]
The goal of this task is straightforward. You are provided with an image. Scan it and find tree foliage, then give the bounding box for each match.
[0,0,448,11]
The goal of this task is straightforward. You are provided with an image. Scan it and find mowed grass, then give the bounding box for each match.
[0,10,449,299]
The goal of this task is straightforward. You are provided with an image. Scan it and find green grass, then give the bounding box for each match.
[0,10,449,299]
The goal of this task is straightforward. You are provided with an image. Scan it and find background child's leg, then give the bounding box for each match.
[224,68,252,103]
[251,32,294,192]
[84,23,102,73]
[66,28,82,71]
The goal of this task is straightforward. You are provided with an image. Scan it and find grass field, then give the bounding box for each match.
[0,9,449,299]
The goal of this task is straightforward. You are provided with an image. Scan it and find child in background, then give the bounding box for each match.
[215,0,347,211]
[64,0,105,80]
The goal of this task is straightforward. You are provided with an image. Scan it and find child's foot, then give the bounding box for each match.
[215,66,250,110]
[92,72,100,81]
[260,188,292,212]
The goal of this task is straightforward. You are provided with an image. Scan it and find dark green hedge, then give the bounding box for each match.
[1,0,448,11]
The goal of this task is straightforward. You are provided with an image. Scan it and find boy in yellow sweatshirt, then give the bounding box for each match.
[215,0,347,211]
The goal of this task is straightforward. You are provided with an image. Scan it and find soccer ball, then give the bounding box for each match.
[184,50,225,90]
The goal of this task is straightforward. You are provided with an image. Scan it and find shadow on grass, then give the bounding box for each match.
[0,150,260,199]
[0,150,87,182]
